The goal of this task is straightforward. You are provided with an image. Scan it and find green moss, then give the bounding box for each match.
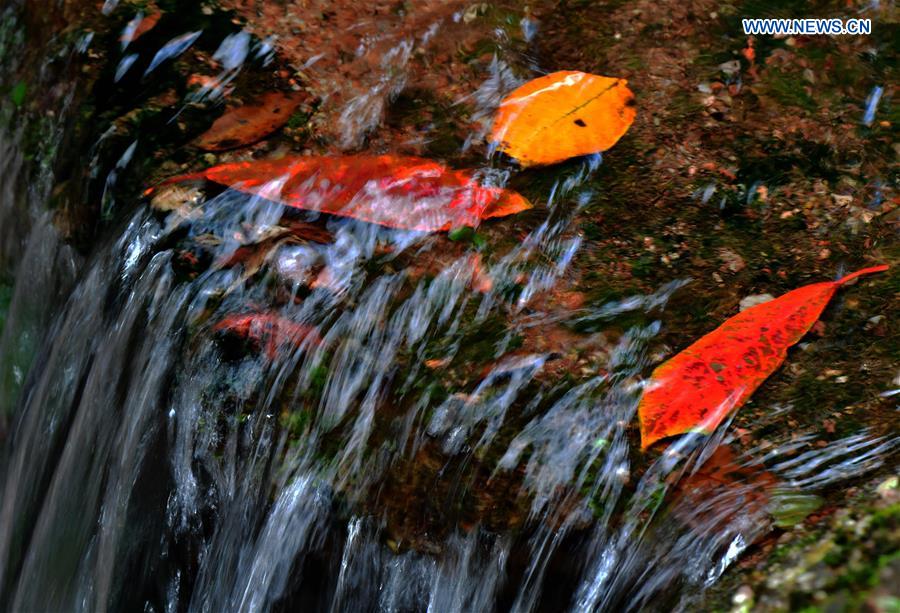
[9,81,25,107]
[448,226,475,242]
[286,110,309,129]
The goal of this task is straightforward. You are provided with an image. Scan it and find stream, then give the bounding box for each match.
[0,1,896,611]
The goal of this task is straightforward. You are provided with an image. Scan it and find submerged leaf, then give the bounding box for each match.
[214,313,321,359]
[639,265,889,450]
[672,446,777,532]
[490,71,636,167]
[148,154,530,232]
[218,221,333,280]
[120,11,161,48]
[195,92,305,151]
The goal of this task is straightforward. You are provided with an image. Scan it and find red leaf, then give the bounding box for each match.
[194,92,305,151]
[147,155,531,232]
[214,313,321,359]
[638,265,889,450]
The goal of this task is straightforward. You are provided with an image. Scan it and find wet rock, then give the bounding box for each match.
[710,476,900,612]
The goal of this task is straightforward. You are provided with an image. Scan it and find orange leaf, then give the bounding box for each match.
[638,265,889,450]
[490,71,636,167]
[148,155,531,232]
[195,92,305,151]
[468,253,493,293]
[214,313,321,359]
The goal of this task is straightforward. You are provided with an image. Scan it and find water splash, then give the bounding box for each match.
[862,85,883,126]
[144,32,202,77]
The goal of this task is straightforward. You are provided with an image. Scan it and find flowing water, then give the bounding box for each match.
[0,2,896,612]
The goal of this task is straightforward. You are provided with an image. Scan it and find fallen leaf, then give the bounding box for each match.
[769,491,823,528]
[425,357,451,369]
[468,253,493,293]
[120,11,161,47]
[672,446,776,531]
[490,71,636,167]
[218,224,332,280]
[639,265,889,450]
[148,155,530,232]
[309,267,341,293]
[214,312,321,359]
[741,38,756,64]
[195,92,305,151]
[278,219,334,244]
[151,182,205,210]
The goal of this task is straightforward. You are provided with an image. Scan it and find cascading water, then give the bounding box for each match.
[0,2,896,612]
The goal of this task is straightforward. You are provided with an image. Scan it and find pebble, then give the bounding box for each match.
[875,476,898,500]
[732,585,753,605]
[719,60,741,75]
[740,293,774,311]
[864,315,885,330]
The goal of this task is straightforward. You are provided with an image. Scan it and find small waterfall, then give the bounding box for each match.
[0,2,895,612]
